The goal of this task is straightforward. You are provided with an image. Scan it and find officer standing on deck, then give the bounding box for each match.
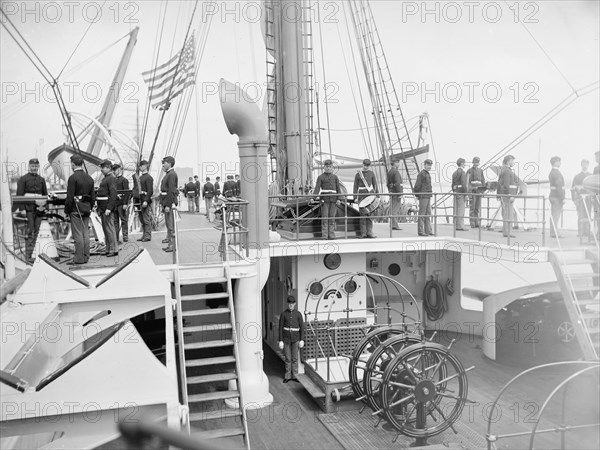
[414,159,434,236]
[15,158,48,262]
[353,158,378,238]
[451,158,468,231]
[112,164,129,243]
[223,175,237,198]
[194,175,201,213]
[202,177,215,216]
[97,160,118,257]
[160,156,178,252]
[137,160,153,242]
[549,156,565,239]
[387,157,403,230]
[278,295,304,383]
[314,159,341,240]
[214,176,222,205]
[466,156,485,228]
[497,155,518,238]
[64,155,95,265]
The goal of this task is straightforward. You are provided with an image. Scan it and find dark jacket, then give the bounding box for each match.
[115,175,130,206]
[548,168,565,201]
[160,169,179,207]
[497,165,519,196]
[195,180,201,196]
[16,172,48,211]
[353,170,378,201]
[223,180,237,197]
[184,181,197,197]
[387,167,403,194]
[203,182,215,199]
[314,172,341,203]
[96,173,117,213]
[413,169,432,198]
[466,166,485,192]
[236,179,241,196]
[214,181,221,196]
[64,169,95,216]
[139,173,154,204]
[279,308,304,343]
[451,167,467,193]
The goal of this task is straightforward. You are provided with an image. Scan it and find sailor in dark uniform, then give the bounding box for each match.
[314,159,341,239]
[497,155,519,238]
[160,155,178,252]
[353,158,378,238]
[466,156,485,228]
[112,164,130,243]
[15,158,48,261]
[548,156,565,238]
[194,175,201,212]
[223,175,237,198]
[414,159,434,236]
[278,295,304,383]
[386,157,403,230]
[235,174,241,197]
[97,159,119,257]
[571,159,591,240]
[137,160,154,242]
[214,176,222,204]
[451,158,468,231]
[64,155,95,264]
[202,177,215,217]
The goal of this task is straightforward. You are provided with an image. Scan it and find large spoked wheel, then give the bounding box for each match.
[348,326,406,400]
[362,334,421,413]
[380,342,469,438]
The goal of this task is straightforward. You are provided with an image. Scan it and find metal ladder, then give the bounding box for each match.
[265,0,279,184]
[547,248,600,360]
[174,268,249,447]
[301,1,316,174]
[347,0,420,190]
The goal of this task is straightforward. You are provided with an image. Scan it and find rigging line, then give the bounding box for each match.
[0,9,53,82]
[141,0,170,155]
[503,0,576,94]
[63,31,131,77]
[0,18,52,84]
[341,1,375,164]
[57,0,107,79]
[315,0,333,158]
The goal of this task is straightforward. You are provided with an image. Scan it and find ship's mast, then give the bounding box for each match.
[265,0,314,195]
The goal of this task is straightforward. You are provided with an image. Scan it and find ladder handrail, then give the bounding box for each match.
[222,205,251,449]
[172,207,190,431]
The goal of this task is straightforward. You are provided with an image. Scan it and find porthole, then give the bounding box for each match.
[309,281,324,296]
[388,263,401,276]
[344,280,357,294]
[324,253,342,270]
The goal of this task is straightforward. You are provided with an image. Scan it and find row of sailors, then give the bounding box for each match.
[182,175,241,215]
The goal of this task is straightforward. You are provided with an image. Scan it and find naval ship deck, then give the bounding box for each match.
[79,210,597,449]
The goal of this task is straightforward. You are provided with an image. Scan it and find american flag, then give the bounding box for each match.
[142,34,196,110]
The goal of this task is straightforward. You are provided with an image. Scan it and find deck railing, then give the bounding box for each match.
[267,191,599,246]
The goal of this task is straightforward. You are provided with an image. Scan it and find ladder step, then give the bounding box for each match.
[185,339,234,350]
[566,273,599,280]
[184,323,232,333]
[562,258,596,265]
[180,277,227,286]
[183,307,230,317]
[182,292,229,301]
[189,408,242,422]
[191,427,245,440]
[187,372,237,384]
[189,390,240,403]
[186,356,236,368]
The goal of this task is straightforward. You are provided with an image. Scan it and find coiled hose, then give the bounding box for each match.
[423,277,448,321]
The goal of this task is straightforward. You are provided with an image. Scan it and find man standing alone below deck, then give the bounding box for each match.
[452,158,468,231]
[314,159,341,240]
[548,156,565,239]
[466,156,485,228]
[278,295,304,383]
[15,158,48,262]
[97,160,118,257]
[387,158,403,230]
[414,159,434,236]
[137,160,153,242]
[160,156,178,253]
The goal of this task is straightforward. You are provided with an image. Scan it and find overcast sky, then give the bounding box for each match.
[1,1,598,183]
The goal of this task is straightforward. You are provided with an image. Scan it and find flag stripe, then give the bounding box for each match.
[152,80,195,109]
[141,52,180,78]
[149,70,195,101]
